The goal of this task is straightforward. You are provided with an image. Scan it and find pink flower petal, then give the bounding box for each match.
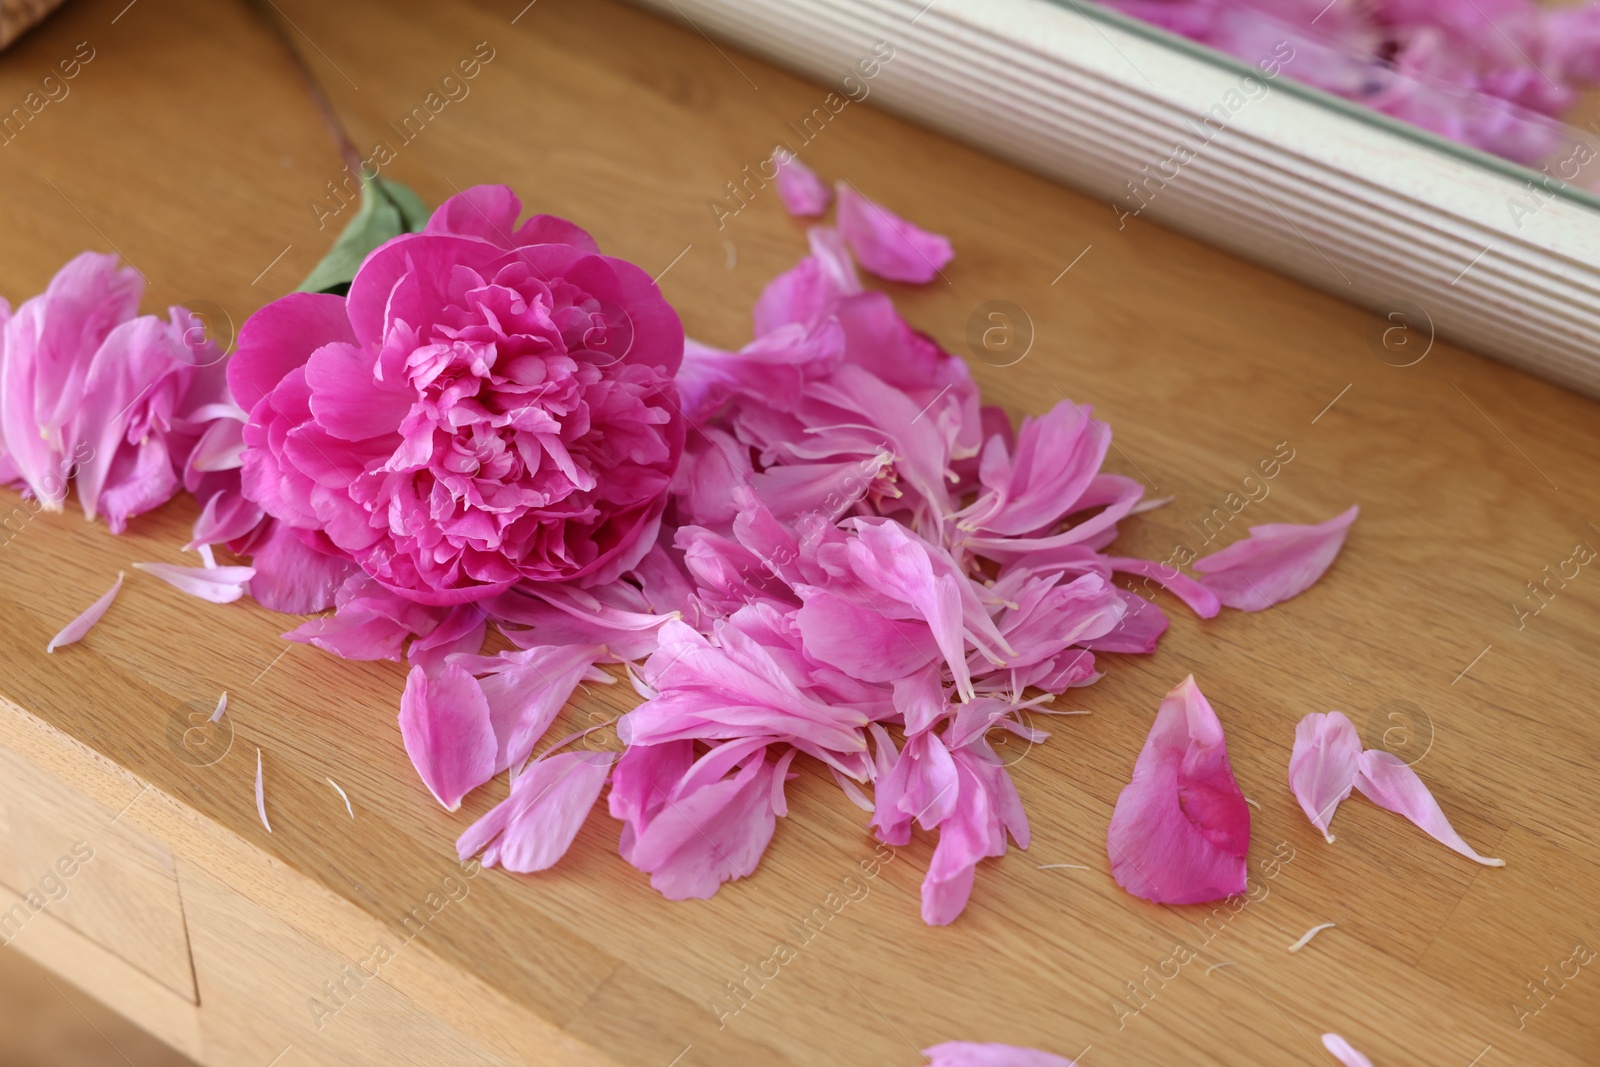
[922,751,1019,926]
[46,571,123,653]
[456,750,614,873]
[1192,505,1359,611]
[1321,1033,1374,1067]
[1106,557,1219,619]
[398,663,497,811]
[133,562,254,604]
[773,151,831,217]
[922,1042,1079,1067]
[622,742,783,899]
[407,604,488,676]
[623,619,867,752]
[188,488,264,549]
[872,730,959,846]
[451,644,606,774]
[1353,750,1504,866]
[244,520,354,614]
[1106,675,1251,904]
[1288,711,1361,842]
[835,182,954,284]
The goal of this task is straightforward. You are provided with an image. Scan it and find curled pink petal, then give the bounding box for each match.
[133,562,254,603]
[1321,1033,1374,1067]
[1192,505,1358,611]
[1353,750,1504,866]
[1106,675,1250,904]
[188,488,264,549]
[1288,711,1361,842]
[835,182,954,284]
[398,663,497,811]
[773,151,831,217]
[46,571,123,652]
[922,1042,1078,1067]
[457,750,614,873]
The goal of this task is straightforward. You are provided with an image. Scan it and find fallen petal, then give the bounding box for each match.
[1192,505,1358,611]
[210,691,228,723]
[398,663,498,811]
[774,151,831,217]
[1287,921,1336,952]
[134,561,254,604]
[1321,1033,1374,1067]
[1288,711,1361,842]
[1106,675,1251,904]
[255,748,271,834]
[835,182,954,284]
[1354,750,1504,866]
[46,571,123,652]
[457,750,615,873]
[326,776,354,819]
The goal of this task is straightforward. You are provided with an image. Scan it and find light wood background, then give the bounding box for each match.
[0,0,1597,1064]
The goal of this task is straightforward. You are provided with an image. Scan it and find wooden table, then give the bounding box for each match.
[1,0,1597,1064]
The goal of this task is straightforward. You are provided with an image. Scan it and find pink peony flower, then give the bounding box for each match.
[229,185,686,606]
[0,252,229,531]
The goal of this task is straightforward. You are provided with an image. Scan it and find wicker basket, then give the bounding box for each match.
[1,0,66,50]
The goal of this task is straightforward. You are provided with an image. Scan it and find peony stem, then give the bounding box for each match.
[241,0,364,180]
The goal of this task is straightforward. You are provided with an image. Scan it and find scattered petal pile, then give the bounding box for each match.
[4,180,1362,927]
[212,182,1357,923]
[1288,710,1503,865]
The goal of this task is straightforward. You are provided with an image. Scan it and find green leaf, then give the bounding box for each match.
[296,178,430,295]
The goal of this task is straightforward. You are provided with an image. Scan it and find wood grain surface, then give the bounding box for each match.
[0,0,1598,1064]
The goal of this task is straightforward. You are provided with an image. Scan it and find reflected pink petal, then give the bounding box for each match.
[47,571,123,653]
[1354,750,1504,866]
[1288,711,1361,842]
[1193,505,1358,610]
[1107,676,1250,904]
